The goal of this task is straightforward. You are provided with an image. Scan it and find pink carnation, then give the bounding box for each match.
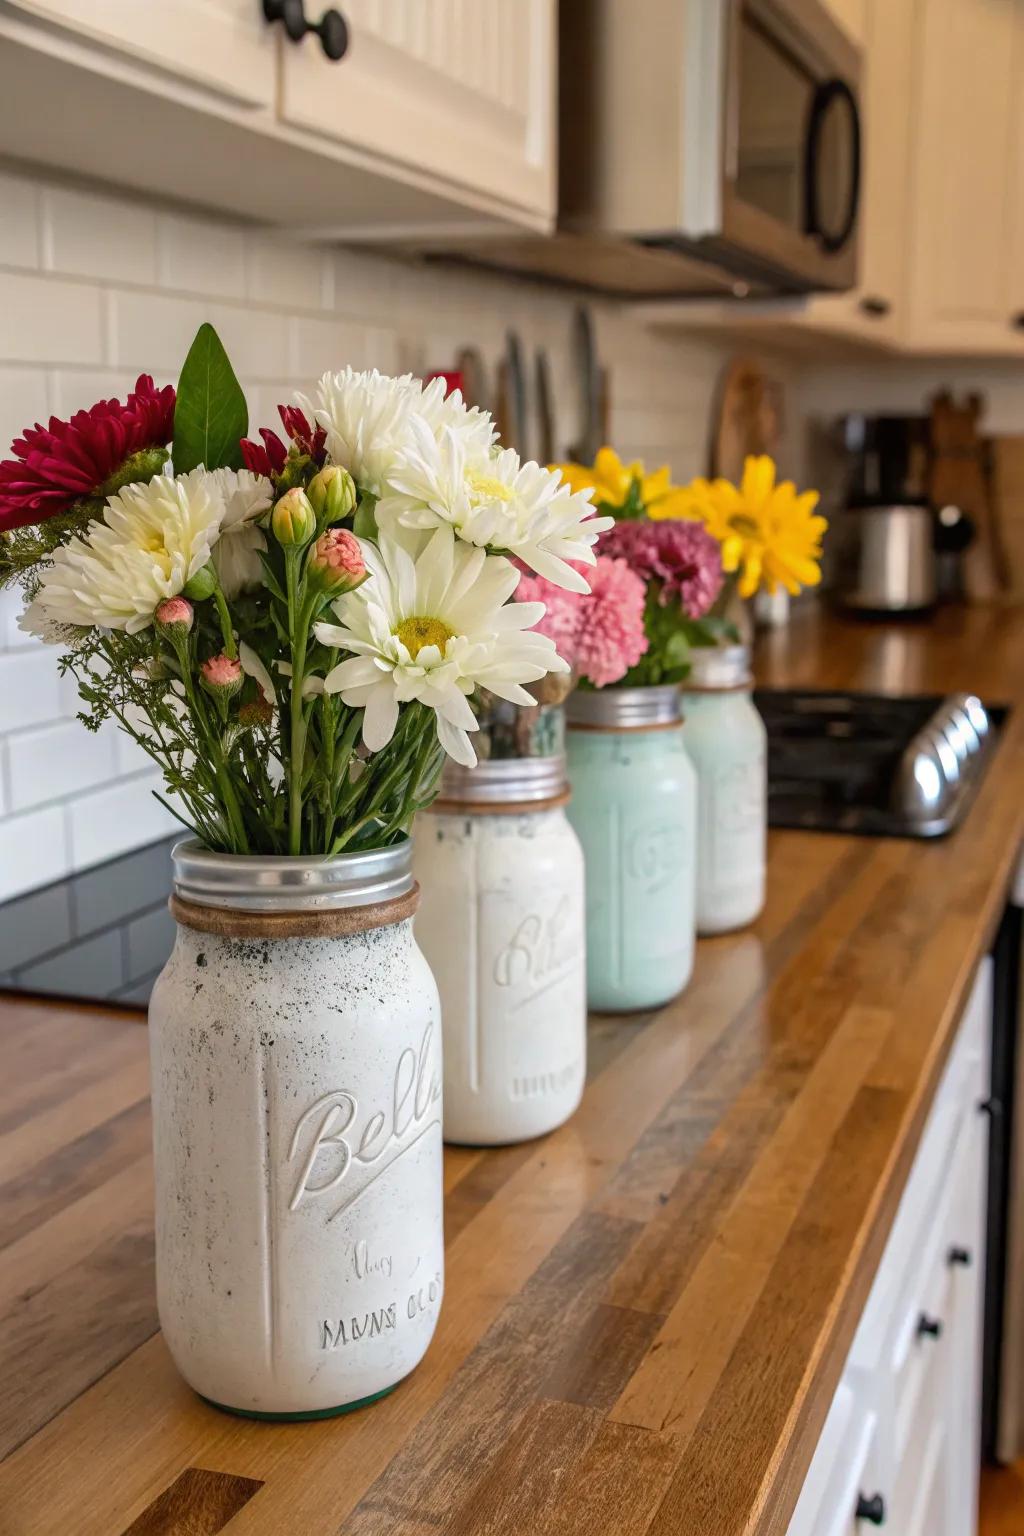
[200,653,242,693]
[601,519,723,619]
[517,555,648,689]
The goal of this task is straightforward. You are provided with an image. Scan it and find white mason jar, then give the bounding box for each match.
[681,645,767,935]
[414,755,586,1145]
[148,839,444,1420]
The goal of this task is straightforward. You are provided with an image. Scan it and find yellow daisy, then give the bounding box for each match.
[553,446,689,518]
[674,455,827,599]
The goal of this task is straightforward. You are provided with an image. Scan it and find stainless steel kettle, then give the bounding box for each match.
[831,503,937,614]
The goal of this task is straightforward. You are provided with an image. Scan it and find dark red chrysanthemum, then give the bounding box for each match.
[242,404,326,479]
[0,374,176,534]
[240,428,289,478]
[278,405,326,465]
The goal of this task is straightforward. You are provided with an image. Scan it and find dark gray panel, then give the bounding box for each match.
[14,928,125,999]
[0,882,73,971]
[70,836,175,938]
[124,903,176,982]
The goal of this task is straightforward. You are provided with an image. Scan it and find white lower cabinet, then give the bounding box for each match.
[787,959,991,1536]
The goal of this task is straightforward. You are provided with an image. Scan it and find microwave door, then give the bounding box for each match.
[685,0,861,292]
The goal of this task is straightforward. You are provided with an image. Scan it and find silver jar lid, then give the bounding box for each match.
[683,645,753,691]
[171,837,414,911]
[433,753,568,807]
[566,685,682,730]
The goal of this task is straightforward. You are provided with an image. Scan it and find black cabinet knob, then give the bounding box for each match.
[917,1313,943,1339]
[859,295,891,318]
[948,1245,972,1267]
[978,1096,1004,1122]
[856,1492,886,1525]
[263,0,349,61]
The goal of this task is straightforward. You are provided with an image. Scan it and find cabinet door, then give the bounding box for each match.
[822,0,866,45]
[906,0,1024,352]
[801,0,915,345]
[2,0,274,108]
[278,0,556,222]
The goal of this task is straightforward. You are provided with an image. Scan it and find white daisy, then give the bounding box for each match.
[299,368,494,499]
[313,525,567,767]
[24,468,224,636]
[376,416,614,593]
[208,468,272,599]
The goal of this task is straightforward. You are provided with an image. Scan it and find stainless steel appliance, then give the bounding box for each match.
[754,688,1003,837]
[830,414,938,613]
[832,503,938,614]
[436,0,862,299]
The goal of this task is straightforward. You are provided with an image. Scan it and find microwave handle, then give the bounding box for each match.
[803,77,861,255]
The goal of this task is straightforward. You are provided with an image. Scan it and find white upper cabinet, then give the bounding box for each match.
[0,0,556,235]
[277,0,556,226]
[903,0,1024,353]
[2,0,274,108]
[821,0,866,45]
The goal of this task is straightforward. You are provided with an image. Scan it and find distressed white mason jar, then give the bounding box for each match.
[566,686,697,1012]
[414,755,587,1145]
[681,645,767,935]
[148,839,444,1420]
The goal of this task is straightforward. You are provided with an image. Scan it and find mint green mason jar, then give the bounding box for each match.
[565,686,697,1012]
[681,646,767,936]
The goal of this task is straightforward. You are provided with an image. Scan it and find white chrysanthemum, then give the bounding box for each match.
[376,417,614,594]
[299,368,494,499]
[23,468,224,637]
[313,525,567,767]
[208,467,272,598]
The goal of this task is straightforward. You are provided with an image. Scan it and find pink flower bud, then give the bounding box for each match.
[305,527,367,596]
[155,596,194,636]
[200,652,243,700]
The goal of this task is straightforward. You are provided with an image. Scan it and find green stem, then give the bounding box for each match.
[212,585,237,658]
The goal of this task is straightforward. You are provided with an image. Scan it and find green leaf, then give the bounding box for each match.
[173,323,248,474]
[353,493,378,540]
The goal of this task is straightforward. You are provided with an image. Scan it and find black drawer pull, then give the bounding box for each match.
[948,1246,972,1267]
[859,295,891,318]
[856,1491,886,1525]
[917,1313,943,1339]
[263,0,349,61]
[978,1097,1004,1121]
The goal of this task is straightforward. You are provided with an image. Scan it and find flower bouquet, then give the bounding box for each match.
[0,325,621,1420]
[0,324,609,858]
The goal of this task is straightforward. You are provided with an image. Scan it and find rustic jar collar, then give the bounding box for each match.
[432,753,569,809]
[566,684,682,731]
[170,837,414,912]
[683,644,753,692]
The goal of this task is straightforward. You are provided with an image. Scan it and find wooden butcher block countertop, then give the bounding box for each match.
[2,606,1024,1536]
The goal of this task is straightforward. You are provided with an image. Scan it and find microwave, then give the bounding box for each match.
[548,0,864,298]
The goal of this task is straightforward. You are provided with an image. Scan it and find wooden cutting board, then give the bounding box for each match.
[710,357,783,481]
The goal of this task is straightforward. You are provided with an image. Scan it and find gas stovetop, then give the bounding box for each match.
[754,688,1007,839]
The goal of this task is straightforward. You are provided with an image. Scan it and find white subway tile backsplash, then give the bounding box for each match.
[0,804,68,902]
[7,719,117,813]
[247,238,327,312]
[0,171,40,268]
[0,271,105,365]
[67,771,180,871]
[205,303,291,382]
[0,366,49,465]
[42,186,158,285]
[157,212,247,299]
[0,647,65,730]
[109,287,207,372]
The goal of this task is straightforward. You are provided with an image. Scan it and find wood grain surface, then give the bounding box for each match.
[1,606,1022,1536]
